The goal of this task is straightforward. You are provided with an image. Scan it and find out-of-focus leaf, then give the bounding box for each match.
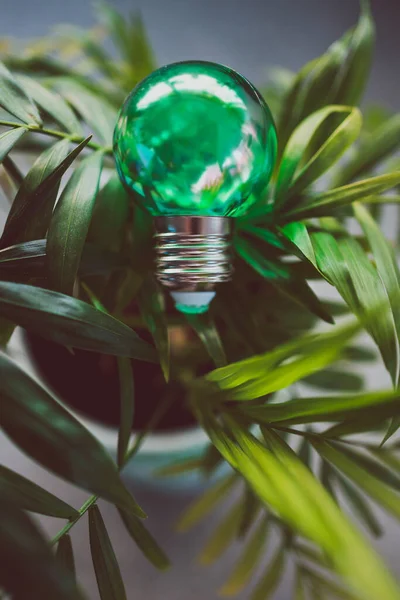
[1,136,91,247]
[89,505,127,600]
[274,278,334,324]
[320,459,337,500]
[332,1,375,106]
[354,203,400,369]
[275,106,361,206]
[0,352,146,518]
[336,444,400,491]
[311,231,398,383]
[294,568,307,600]
[155,457,205,477]
[335,471,382,537]
[87,172,130,253]
[0,465,78,519]
[344,345,376,362]
[118,508,170,570]
[137,275,170,380]
[238,486,260,538]
[323,415,387,439]
[381,417,400,447]
[53,78,116,144]
[185,311,227,368]
[0,60,41,124]
[240,389,399,426]
[0,239,122,279]
[207,319,359,390]
[303,566,359,600]
[335,114,400,186]
[16,75,83,135]
[177,473,237,532]
[298,436,312,468]
[199,500,243,566]
[312,440,400,519]
[56,535,76,582]
[117,357,134,467]
[0,282,157,361]
[235,236,291,280]
[47,150,103,295]
[0,127,26,163]
[219,515,269,596]
[98,5,156,84]
[285,171,400,221]
[0,498,83,600]
[303,368,364,391]
[251,546,285,600]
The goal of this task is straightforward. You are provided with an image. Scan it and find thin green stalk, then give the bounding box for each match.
[0,119,112,154]
[50,393,177,546]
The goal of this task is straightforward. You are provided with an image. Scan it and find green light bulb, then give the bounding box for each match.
[113,61,277,313]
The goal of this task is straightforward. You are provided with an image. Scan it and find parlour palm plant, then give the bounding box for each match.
[0,2,399,599]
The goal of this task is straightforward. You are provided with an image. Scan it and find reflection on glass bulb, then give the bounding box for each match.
[113,61,277,313]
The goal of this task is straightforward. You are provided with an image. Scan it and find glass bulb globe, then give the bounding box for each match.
[113,61,277,313]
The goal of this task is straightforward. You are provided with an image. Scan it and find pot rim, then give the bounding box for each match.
[8,328,209,455]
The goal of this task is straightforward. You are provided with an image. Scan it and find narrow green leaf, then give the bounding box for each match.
[56,535,76,582]
[277,221,319,271]
[0,282,157,361]
[285,171,400,220]
[0,498,83,600]
[337,444,400,491]
[320,459,337,500]
[303,566,359,600]
[118,508,170,570]
[0,352,146,518]
[0,239,121,279]
[185,311,227,368]
[274,278,334,324]
[0,465,78,519]
[47,150,103,295]
[238,486,260,538]
[54,78,116,143]
[199,500,242,565]
[275,106,361,206]
[381,417,400,447]
[87,172,130,253]
[0,127,26,163]
[1,136,92,247]
[235,236,291,280]
[251,546,285,600]
[312,440,400,520]
[227,344,342,401]
[0,60,42,124]
[177,473,237,532]
[240,390,399,426]
[155,457,205,477]
[137,275,170,380]
[117,357,134,467]
[219,516,269,596]
[333,1,375,106]
[298,436,312,468]
[334,114,400,186]
[335,471,382,537]
[354,202,400,378]
[303,368,364,391]
[17,75,83,135]
[89,505,127,600]
[311,231,398,383]
[207,319,360,390]
[294,568,307,600]
[323,415,387,439]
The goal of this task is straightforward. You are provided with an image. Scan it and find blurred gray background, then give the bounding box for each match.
[1,0,399,599]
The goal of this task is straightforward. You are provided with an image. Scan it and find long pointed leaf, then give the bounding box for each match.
[118,507,170,570]
[0,60,41,124]
[0,282,157,361]
[0,465,78,519]
[0,127,26,163]
[0,352,146,518]
[47,150,103,294]
[56,535,76,582]
[89,505,127,600]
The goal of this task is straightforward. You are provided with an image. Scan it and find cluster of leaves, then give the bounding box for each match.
[0,2,399,599]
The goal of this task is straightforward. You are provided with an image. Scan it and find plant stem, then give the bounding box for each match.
[51,495,97,546]
[0,119,112,154]
[50,393,177,547]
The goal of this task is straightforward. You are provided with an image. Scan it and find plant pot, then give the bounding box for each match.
[7,327,213,491]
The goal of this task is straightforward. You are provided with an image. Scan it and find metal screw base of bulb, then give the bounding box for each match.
[154,216,233,292]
